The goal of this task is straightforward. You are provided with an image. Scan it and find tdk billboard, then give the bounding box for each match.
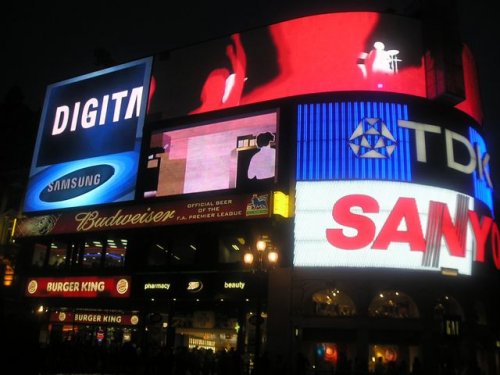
[24,57,153,212]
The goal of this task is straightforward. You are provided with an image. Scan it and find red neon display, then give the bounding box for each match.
[241,13,426,102]
[326,194,499,268]
[372,197,426,252]
[50,311,139,325]
[190,34,247,114]
[455,44,483,123]
[25,276,131,298]
[149,12,480,122]
[468,212,493,262]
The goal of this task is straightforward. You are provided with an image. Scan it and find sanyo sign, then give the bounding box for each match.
[294,181,499,275]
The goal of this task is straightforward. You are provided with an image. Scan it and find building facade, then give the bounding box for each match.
[9,8,500,375]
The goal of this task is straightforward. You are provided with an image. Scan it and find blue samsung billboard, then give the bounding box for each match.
[24,57,153,212]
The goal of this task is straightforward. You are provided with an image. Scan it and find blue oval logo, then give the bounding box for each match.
[40,165,114,202]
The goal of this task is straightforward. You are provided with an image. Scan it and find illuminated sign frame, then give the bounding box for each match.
[14,192,270,237]
[294,181,499,274]
[295,100,493,213]
[143,110,278,199]
[50,311,140,326]
[25,276,131,298]
[148,12,480,122]
[24,57,153,213]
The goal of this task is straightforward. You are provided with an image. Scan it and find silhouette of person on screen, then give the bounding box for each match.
[190,33,247,114]
[247,132,275,180]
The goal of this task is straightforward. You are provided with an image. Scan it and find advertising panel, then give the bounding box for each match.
[25,276,131,298]
[143,111,277,198]
[50,311,139,326]
[149,12,425,117]
[24,57,153,213]
[14,192,271,237]
[295,99,493,213]
[148,12,479,121]
[293,180,500,274]
[142,272,259,299]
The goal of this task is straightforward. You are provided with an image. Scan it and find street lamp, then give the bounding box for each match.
[243,237,279,369]
[244,238,279,271]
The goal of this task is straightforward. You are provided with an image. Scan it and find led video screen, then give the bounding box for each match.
[295,99,493,214]
[149,12,426,119]
[294,181,476,274]
[24,57,153,212]
[149,12,480,122]
[143,111,278,198]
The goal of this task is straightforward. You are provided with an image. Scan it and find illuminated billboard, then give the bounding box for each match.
[24,57,153,212]
[50,311,139,326]
[149,12,425,116]
[25,276,131,298]
[295,99,493,213]
[293,180,500,275]
[14,192,270,237]
[148,12,480,122]
[143,110,277,198]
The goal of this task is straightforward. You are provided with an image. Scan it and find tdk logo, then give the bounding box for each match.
[51,87,143,136]
[40,165,114,202]
[399,120,493,188]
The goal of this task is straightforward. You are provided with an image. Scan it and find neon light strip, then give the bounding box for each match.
[468,127,493,213]
[296,105,302,179]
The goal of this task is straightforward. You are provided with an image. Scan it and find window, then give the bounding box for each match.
[32,243,48,267]
[473,300,487,325]
[368,290,419,318]
[170,237,197,265]
[104,238,127,267]
[82,240,104,268]
[433,295,463,320]
[147,241,170,266]
[47,241,68,268]
[219,233,248,264]
[312,289,356,317]
[147,236,197,266]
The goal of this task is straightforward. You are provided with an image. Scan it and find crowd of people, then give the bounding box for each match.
[23,336,484,375]
[36,340,285,375]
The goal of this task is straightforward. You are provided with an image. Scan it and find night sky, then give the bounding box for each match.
[3,1,500,199]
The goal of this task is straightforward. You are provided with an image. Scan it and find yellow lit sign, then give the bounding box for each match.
[3,265,14,287]
[273,191,290,218]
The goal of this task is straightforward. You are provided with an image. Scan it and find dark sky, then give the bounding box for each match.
[3,0,500,195]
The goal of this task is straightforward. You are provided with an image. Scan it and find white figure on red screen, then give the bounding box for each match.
[247,132,276,180]
[190,33,247,114]
[358,41,401,79]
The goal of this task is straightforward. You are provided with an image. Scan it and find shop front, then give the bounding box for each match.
[47,309,141,347]
[24,275,139,373]
[140,271,268,358]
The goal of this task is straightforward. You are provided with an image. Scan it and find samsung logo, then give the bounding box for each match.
[48,174,101,192]
[40,165,114,202]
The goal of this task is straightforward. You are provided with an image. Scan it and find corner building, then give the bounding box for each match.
[13,7,500,375]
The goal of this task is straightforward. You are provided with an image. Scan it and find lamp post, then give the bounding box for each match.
[243,238,279,371]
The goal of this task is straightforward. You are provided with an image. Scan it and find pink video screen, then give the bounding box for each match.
[143,111,278,198]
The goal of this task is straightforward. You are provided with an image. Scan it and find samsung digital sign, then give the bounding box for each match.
[143,110,277,198]
[24,57,153,212]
